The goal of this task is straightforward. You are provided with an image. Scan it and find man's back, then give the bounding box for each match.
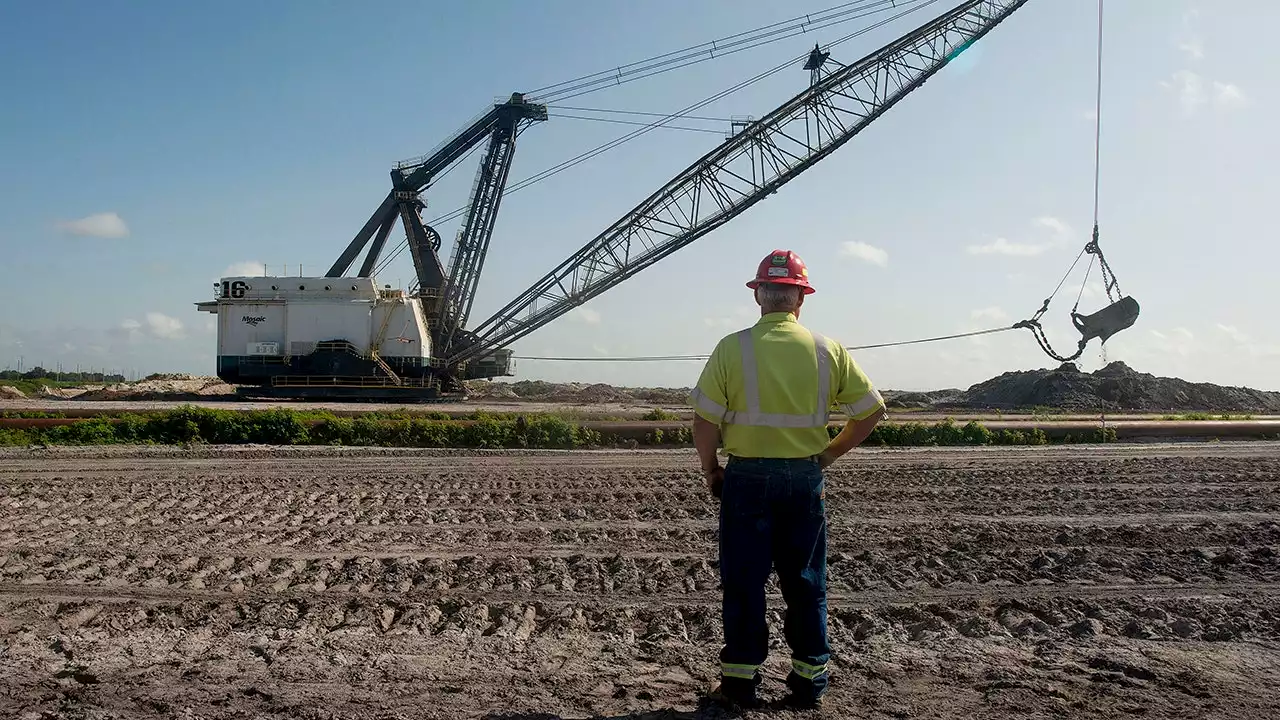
[694,311,880,460]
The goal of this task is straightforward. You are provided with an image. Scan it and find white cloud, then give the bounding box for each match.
[966,237,1048,257]
[120,314,184,341]
[1145,326,1197,358]
[572,307,601,325]
[1078,281,1108,301]
[703,307,756,330]
[1213,82,1249,110]
[223,261,267,277]
[56,212,129,239]
[1216,324,1250,344]
[117,318,144,342]
[145,312,185,340]
[1178,37,1204,61]
[591,344,609,356]
[970,307,1009,323]
[840,241,889,267]
[1176,8,1204,61]
[1162,71,1247,113]
[1162,70,1207,112]
[968,217,1071,258]
[1033,216,1072,241]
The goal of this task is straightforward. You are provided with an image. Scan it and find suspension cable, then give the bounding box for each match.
[374,0,941,277]
[548,112,726,134]
[374,59,793,276]
[548,105,734,123]
[527,0,919,103]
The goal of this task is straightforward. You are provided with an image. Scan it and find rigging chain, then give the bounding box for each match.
[1015,0,1122,364]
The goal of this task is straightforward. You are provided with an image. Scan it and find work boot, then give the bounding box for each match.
[709,675,764,710]
[780,690,824,711]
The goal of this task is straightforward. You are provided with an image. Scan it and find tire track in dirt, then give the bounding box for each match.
[3,444,1280,719]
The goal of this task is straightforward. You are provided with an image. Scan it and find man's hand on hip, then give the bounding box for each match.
[703,466,725,498]
[817,450,836,470]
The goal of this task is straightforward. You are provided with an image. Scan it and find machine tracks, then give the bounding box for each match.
[2,444,1279,718]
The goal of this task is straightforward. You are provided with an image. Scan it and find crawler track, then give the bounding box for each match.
[2,444,1279,718]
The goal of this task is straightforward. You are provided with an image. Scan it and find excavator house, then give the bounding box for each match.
[195,93,544,399]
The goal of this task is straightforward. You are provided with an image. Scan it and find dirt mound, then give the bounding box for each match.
[464,380,519,399]
[76,377,235,401]
[500,380,690,406]
[0,385,26,399]
[884,389,962,409]
[35,385,85,399]
[952,361,1280,412]
[574,383,627,403]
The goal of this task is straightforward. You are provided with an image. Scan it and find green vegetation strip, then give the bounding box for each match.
[0,406,1128,449]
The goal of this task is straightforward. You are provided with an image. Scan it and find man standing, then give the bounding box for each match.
[691,249,886,710]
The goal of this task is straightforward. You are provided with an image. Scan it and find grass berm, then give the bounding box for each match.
[0,405,1119,448]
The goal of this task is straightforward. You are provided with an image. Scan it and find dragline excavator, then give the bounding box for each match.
[198,0,1133,399]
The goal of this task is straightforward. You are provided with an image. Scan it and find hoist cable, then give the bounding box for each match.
[1091,0,1105,230]
[512,324,1019,362]
[1016,0,1115,364]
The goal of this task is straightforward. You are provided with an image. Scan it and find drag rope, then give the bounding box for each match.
[512,325,1018,362]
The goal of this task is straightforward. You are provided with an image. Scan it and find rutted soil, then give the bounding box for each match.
[2,446,1280,718]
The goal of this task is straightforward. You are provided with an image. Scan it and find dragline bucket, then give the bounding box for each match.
[1073,296,1140,346]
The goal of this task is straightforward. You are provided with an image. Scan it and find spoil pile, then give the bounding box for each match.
[883,389,962,409]
[950,361,1280,413]
[0,385,27,399]
[75,376,235,401]
[467,380,690,406]
[469,362,1279,414]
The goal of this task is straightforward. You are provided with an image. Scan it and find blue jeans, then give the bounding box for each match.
[718,456,830,701]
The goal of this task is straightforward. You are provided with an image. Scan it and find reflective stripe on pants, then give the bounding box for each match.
[791,658,828,680]
[720,661,759,680]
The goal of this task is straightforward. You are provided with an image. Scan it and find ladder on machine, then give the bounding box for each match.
[369,299,403,385]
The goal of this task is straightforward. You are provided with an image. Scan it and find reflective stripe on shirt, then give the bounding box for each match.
[722,328,832,429]
[840,388,884,419]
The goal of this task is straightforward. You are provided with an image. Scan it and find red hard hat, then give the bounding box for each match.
[746,249,815,295]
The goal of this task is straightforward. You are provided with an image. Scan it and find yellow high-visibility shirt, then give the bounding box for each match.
[691,312,884,459]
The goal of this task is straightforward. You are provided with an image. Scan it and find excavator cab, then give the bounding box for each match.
[1071,295,1140,345]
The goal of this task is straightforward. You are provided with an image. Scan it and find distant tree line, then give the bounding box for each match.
[0,368,126,383]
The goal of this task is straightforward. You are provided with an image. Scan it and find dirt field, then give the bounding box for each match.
[2,444,1280,719]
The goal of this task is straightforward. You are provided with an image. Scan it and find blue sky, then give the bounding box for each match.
[0,0,1274,391]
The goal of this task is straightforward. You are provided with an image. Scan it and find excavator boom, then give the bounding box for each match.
[453,0,1030,368]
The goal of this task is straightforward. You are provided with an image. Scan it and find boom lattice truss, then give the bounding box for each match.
[452,0,1029,368]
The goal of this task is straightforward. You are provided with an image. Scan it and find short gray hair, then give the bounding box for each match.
[756,283,803,312]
